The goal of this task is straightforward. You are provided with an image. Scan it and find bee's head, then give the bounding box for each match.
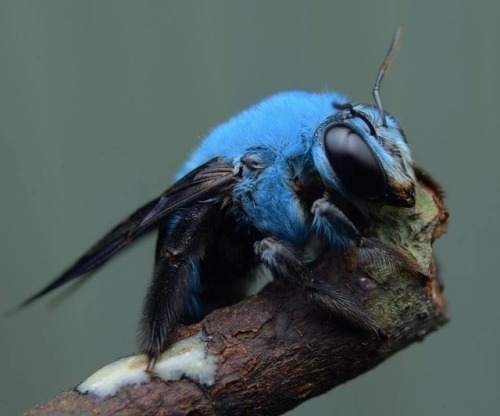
[312,102,415,208]
[312,26,414,209]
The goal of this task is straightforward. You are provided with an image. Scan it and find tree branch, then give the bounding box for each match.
[25,170,448,416]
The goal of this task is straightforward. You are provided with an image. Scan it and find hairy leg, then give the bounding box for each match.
[255,237,382,336]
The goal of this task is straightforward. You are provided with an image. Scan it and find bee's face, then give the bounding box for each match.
[313,103,415,208]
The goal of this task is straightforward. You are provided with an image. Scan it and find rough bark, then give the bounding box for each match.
[25,170,448,416]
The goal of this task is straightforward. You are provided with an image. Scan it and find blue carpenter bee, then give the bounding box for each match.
[21,28,416,370]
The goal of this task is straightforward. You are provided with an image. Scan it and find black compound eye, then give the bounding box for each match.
[324,126,387,199]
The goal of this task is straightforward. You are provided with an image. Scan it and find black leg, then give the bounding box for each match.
[255,237,382,336]
[140,257,192,372]
[139,202,219,369]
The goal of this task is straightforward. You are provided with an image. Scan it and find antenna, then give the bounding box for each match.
[373,26,403,127]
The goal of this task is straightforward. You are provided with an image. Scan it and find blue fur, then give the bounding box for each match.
[168,91,415,321]
[176,91,347,178]
[175,91,414,248]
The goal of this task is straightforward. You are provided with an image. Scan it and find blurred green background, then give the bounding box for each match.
[1,1,497,415]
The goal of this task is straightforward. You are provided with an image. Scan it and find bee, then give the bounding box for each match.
[21,28,415,370]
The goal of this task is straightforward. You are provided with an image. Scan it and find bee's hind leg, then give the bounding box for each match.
[139,202,220,371]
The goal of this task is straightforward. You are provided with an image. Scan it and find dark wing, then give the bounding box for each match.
[19,157,237,307]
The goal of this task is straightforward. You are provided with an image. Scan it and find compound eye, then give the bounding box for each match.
[324,126,387,199]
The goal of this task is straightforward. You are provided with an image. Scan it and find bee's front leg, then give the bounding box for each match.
[255,237,382,336]
[311,198,428,283]
[311,198,363,251]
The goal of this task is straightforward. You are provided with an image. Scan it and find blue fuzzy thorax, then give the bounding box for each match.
[176,91,347,176]
[175,91,412,245]
[176,92,345,244]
